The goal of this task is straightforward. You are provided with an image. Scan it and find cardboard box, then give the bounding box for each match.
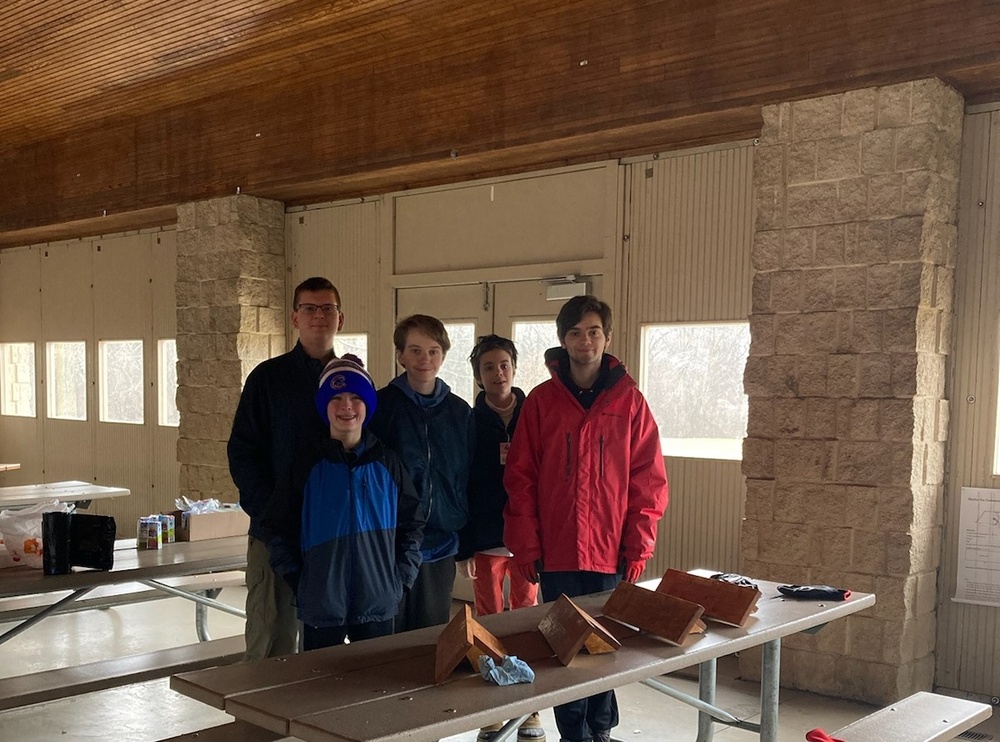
[170,506,249,541]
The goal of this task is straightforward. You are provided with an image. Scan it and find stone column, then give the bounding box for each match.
[175,195,286,502]
[743,79,963,703]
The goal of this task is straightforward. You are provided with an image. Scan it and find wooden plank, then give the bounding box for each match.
[434,603,507,683]
[0,634,245,711]
[830,691,992,742]
[602,580,706,646]
[158,718,282,742]
[656,569,760,627]
[537,594,621,666]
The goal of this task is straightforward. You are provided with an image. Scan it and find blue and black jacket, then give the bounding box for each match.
[261,430,425,628]
[368,375,474,561]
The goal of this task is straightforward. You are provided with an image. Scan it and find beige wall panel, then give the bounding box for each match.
[936,109,1000,696]
[91,233,155,531]
[288,200,381,357]
[646,458,745,577]
[0,247,43,484]
[151,231,180,513]
[392,164,616,275]
[40,241,94,482]
[623,144,754,580]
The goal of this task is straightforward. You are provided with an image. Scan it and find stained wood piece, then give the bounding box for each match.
[538,594,622,666]
[601,581,706,646]
[656,569,760,627]
[434,604,507,683]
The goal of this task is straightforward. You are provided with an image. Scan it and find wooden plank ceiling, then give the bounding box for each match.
[2,0,1000,247]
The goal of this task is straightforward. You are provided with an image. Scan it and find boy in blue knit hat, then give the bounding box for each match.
[260,358,425,650]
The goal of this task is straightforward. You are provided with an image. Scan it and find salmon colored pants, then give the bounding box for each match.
[472,552,539,616]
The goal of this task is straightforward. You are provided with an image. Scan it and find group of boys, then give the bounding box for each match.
[227,276,669,742]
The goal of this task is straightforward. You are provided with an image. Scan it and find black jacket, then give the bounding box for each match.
[458,388,525,559]
[227,342,328,540]
[368,375,474,555]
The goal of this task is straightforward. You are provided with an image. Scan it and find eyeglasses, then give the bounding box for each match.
[296,303,340,316]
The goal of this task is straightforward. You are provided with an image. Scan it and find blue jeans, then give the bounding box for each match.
[540,571,622,742]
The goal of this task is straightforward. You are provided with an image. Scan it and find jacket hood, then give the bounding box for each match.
[390,372,453,407]
[543,347,628,389]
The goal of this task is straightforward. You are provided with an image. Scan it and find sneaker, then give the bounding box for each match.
[517,711,546,741]
[478,723,503,741]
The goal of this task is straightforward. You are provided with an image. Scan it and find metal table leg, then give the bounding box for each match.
[697,657,717,742]
[759,639,781,742]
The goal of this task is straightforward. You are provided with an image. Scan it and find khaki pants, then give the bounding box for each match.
[243,535,298,660]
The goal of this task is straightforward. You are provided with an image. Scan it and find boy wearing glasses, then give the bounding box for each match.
[228,276,344,659]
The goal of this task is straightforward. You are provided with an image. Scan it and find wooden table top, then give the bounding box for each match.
[0,480,129,508]
[172,578,876,742]
[0,535,248,599]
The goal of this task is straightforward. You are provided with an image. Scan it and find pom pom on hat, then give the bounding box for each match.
[316,358,377,425]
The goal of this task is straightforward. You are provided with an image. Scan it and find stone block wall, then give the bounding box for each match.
[175,195,286,502]
[742,79,963,703]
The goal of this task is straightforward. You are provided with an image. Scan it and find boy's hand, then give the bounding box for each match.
[623,560,645,583]
[458,558,476,579]
[515,560,540,584]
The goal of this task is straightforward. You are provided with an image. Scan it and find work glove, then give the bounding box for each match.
[623,560,645,583]
[514,560,540,584]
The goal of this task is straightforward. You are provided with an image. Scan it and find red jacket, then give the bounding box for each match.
[503,352,668,574]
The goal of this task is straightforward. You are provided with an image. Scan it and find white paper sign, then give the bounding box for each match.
[954,486,1000,606]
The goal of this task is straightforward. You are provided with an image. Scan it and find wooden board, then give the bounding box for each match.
[601,581,706,646]
[537,594,621,666]
[434,604,507,683]
[656,569,760,627]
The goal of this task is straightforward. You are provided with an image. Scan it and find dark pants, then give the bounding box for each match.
[540,571,622,742]
[395,555,457,633]
[302,619,394,651]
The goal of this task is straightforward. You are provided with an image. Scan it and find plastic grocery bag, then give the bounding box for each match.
[0,500,75,568]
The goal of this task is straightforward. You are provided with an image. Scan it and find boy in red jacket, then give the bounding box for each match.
[503,295,669,742]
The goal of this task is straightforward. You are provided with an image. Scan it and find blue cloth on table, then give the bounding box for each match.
[478,655,535,685]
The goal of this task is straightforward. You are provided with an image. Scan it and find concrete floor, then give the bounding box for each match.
[0,589,995,742]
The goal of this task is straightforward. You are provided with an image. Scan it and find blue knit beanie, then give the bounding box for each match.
[316,358,377,425]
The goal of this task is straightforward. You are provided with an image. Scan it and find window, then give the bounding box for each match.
[512,320,559,394]
[640,322,750,460]
[336,333,369,369]
[439,322,476,406]
[46,341,87,421]
[158,339,180,427]
[99,340,144,424]
[0,342,36,417]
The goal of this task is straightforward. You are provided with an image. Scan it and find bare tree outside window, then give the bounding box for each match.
[0,342,36,417]
[640,322,750,460]
[46,341,87,421]
[100,340,144,424]
[336,333,369,369]
[439,323,475,406]
[512,320,559,394]
[158,339,179,427]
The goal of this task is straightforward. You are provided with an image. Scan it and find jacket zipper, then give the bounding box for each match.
[424,418,433,519]
[565,433,571,479]
[599,435,605,478]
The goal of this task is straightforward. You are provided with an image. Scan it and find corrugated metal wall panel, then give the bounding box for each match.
[624,144,753,578]
[40,241,95,483]
[0,246,43,485]
[936,109,1000,695]
[646,457,746,576]
[288,200,381,358]
[151,232,179,511]
[91,233,155,532]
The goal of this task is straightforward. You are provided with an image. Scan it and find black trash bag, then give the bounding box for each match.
[42,511,116,575]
